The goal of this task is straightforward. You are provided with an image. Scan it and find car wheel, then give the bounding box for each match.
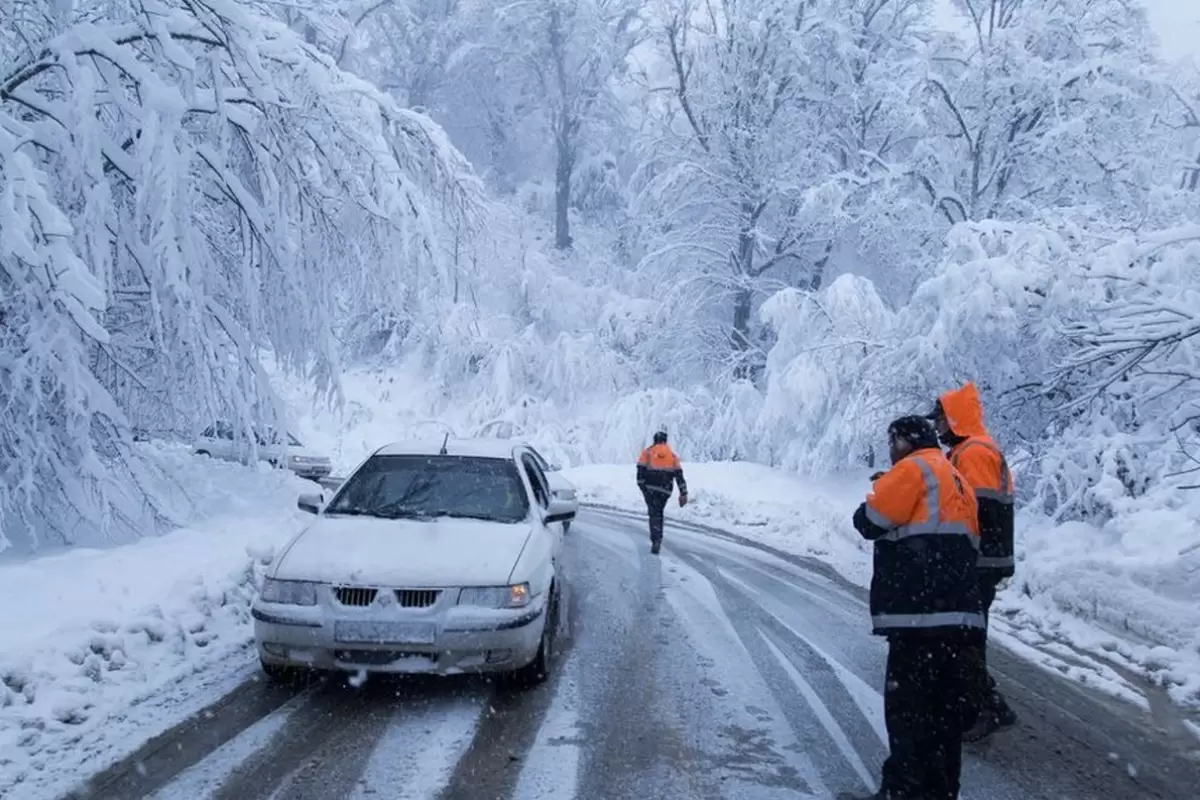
[195,450,210,457]
[259,659,303,684]
[511,585,558,688]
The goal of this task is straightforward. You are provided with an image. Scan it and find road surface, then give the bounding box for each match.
[69,508,1200,799]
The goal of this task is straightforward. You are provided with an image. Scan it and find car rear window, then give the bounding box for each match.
[325,455,530,524]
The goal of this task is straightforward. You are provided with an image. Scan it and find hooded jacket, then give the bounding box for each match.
[938,383,1015,580]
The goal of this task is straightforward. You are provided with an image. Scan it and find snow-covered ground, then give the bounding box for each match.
[565,463,1200,715]
[0,444,310,799]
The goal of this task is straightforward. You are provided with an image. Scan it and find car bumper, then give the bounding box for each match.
[252,602,545,676]
[289,464,332,480]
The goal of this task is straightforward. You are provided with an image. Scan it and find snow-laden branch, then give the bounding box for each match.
[0,0,478,551]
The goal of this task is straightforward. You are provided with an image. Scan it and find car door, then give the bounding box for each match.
[211,421,237,461]
[520,452,563,563]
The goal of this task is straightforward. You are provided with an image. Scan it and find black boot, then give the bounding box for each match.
[650,539,661,555]
[963,703,1018,743]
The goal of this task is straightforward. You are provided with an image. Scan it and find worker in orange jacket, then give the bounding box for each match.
[635,427,688,554]
[929,382,1018,743]
[840,415,984,800]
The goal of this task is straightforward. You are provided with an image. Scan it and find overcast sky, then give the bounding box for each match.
[1143,0,1200,60]
[934,0,1199,63]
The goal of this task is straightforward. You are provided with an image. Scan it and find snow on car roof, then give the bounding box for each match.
[372,438,523,459]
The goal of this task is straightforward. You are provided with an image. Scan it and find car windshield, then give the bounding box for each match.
[325,455,530,524]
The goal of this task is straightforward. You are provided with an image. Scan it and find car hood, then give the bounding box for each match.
[273,515,533,586]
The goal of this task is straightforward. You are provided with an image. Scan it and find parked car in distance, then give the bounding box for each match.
[252,438,574,686]
[193,421,332,481]
[525,446,577,534]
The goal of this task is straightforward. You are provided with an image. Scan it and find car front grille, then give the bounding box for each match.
[334,649,437,666]
[395,589,441,608]
[333,587,378,607]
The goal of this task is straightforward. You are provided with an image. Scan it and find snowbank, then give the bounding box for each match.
[0,447,309,798]
[1003,494,1200,710]
[566,463,1200,714]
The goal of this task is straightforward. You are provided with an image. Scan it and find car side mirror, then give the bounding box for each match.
[545,496,575,525]
[297,493,323,515]
[548,462,562,472]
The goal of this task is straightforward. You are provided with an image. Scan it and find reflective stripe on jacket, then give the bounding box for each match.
[859,447,985,636]
[636,443,686,496]
[939,383,1016,578]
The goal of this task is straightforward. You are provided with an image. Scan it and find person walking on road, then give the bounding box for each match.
[929,382,1018,743]
[840,415,985,800]
[636,427,688,555]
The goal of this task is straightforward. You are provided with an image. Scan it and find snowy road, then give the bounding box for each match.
[71,509,1199,800]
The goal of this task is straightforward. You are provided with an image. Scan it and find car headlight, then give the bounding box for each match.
[260,578,318,605]
[458,583,531,609]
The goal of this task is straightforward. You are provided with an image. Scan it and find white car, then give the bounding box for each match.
[194,421,332,482]
[525,446,578,534]
[252,438,574,685]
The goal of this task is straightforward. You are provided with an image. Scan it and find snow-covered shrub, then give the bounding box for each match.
[756,275,898,472]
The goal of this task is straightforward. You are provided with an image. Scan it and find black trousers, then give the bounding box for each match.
[644,491,668,542]
[880,635,982,800]
[978,574,1013,717]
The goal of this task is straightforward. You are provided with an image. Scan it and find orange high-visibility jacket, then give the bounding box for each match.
[858,447,984,635]
[938,382,1015,577]
[636,443,687,497]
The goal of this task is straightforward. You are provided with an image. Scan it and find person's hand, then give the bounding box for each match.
[679,492,689,507]
[870,471,886,482]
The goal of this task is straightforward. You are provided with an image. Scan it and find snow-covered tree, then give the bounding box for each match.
[917,0,1160,223]
[0,0,475,550]
[468,0,642,249]
[633,0,840,379]
[633,0,937,379]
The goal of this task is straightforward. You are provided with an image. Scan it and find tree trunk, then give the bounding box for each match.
[731,286,753,354]
[555,140,573,249]
[730,212,756,377]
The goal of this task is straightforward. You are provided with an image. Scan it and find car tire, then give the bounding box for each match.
[259,659,303,684]
[195,450,210,457]
[510,584,558,688]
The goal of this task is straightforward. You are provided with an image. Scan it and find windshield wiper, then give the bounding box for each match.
[425,509,515,523]
[324,507,382,517]
[370,504,439,520]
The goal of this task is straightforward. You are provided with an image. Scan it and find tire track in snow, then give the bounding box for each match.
[147,694,307,800]
[663,549,873,796]
[570,525,720,800]
[656,542,828,797]
[73,675,306,800]
[208,676,491,800]
[344,690,485,799]
[208,681,387,800]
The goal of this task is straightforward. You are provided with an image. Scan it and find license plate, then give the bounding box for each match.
[334,620,436,645]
